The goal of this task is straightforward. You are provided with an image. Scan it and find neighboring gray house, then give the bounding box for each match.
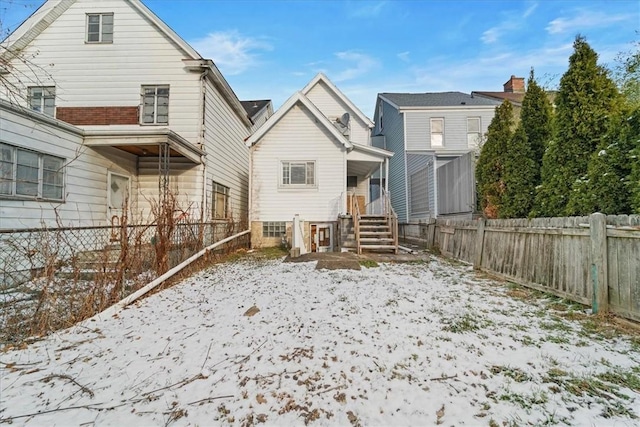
[372,92,500,223]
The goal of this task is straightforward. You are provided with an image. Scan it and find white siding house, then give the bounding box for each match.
[0,0,256,229]
[247,74,392,252]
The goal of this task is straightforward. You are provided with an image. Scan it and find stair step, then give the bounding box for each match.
[361,215,387,220]
[360,238,394,243]
[358,244,398,251]
[360,225,389,229]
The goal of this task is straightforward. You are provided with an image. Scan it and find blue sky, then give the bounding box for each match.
[2,0,638,116]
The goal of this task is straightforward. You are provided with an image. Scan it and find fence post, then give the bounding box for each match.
[473,217,486,270]
[427,218,437,249]
[589,212,608,314]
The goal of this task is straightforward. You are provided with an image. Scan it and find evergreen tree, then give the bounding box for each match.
[501,124,537,218]
[535,35,621,217]
[625,109,640,213]
[476,100,514,218]
[520,68,553,183]
[571,108,638,214]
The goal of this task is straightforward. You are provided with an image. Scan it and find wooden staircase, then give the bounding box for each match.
[350,189,399,254]
[358,215,398,253]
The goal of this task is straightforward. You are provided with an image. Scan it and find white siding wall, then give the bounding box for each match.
[0,107,138,229]
[251,103,345,222]
[404,109,494,152]
[304,82,371,145]
[203,81,250,222]
[2,0,253,224]
[2,0,202,141]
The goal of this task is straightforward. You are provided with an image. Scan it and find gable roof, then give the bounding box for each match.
[1,0,251,127]
[241,99,272,121]
[302,73,374,128]
[2,0,200,60]
[379,92,501,110]
[246,91,353,149]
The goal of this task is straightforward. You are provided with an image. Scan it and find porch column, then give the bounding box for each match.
[385,158,389,193]
[378,162,383,200]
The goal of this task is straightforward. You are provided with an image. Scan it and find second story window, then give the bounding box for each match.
[467,117,481,148]
[28,86,55,116]
[430,118,444,147]
[141,85,169,125]
[86,13,113,43]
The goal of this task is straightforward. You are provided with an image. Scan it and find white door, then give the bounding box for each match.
[108,172,130,224]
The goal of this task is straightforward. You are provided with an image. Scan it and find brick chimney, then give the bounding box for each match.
[503,75,525,93]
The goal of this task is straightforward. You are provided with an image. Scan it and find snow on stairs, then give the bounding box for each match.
[358,215,398,254]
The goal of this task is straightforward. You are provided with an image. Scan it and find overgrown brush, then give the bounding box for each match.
[0,193,248,347]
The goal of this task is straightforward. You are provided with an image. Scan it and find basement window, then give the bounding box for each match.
[86,13,113,43]
[263,222,286,238]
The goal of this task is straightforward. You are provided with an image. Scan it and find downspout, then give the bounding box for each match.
[432,157,438,219]
[198,69,207,222]
[248,145,253,225]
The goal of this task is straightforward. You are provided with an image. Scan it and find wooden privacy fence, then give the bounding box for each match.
[400,214,640,322]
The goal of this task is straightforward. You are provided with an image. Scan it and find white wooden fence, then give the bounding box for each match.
[400,214,640,322]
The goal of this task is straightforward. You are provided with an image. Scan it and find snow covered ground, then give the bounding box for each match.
[1,254,639,426]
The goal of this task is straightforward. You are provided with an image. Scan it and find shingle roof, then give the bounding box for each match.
[241,100,271,120]
[471,91,525,105]
[380,92,501,108]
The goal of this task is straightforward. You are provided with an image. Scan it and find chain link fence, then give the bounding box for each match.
[0,220,249,346]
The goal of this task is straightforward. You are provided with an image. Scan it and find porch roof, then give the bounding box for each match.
[347,143,393,177]
[83,129,205,164]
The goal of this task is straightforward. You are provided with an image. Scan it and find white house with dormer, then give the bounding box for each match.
[0,0,262,230]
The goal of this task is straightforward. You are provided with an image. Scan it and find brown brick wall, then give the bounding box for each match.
[56,106,139,125]
[503,75,525,93]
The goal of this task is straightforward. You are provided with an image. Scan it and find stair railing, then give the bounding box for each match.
[381,188,398,253]
[350,190,362,254]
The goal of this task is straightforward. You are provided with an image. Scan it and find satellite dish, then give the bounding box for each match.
[338,112,350,127]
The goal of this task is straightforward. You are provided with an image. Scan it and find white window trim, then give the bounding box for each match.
[279,160,317,189]
[430,118,444,147]
[27,86,55,117]
[212,181,230,219]
[0,143,65,201]
[140,85,170,125]
[86,13,114,44]
[467,117,481,148]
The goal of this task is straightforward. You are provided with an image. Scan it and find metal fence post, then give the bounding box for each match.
[589,212,609,314]
[473,217,486,270]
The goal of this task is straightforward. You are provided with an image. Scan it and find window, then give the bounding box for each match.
[28,87,55,116]
[467,117,481,148]
[346,175,357,188]
[263,222,286,237]
[141,85,169,125]
[430,118,444,147]
[0,143,64,200]
[86,13,113,43]
[377,100,384,133]
[212,182,230,219]
[281,161,315,187]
